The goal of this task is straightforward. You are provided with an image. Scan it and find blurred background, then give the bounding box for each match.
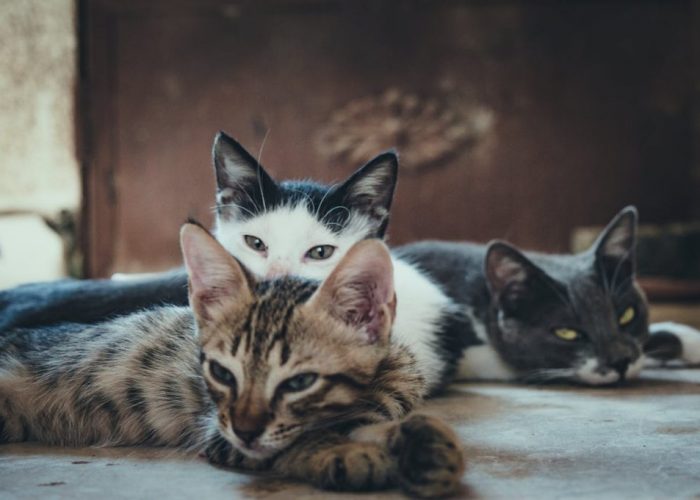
[1,0,699,299]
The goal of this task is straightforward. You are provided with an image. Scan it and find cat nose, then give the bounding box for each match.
[233,426,264,446]
[265,263,289,278]
[610,357,631,379]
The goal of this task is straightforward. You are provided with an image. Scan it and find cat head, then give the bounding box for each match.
[485,207,649,385]
[212,131,398,281]
[181,222,407,459]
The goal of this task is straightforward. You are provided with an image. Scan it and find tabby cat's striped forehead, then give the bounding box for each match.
[230,277,318,360]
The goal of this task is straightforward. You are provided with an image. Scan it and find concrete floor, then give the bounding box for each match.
[1,368,699,500]
[2,304,699,499]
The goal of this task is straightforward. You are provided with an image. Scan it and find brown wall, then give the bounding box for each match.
[82,0,699,277]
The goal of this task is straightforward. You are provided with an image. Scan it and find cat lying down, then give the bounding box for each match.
[0,132,697,386]
[0,226,466,497]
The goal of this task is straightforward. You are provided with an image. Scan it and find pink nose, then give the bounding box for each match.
[265,264,288,279]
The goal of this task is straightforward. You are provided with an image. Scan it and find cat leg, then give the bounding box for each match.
[272,432,395,492]
[0,398,30,444]
[645,322,700,365]
[386,414,466,498]
[275,414,465,496]
[203,434,270,472]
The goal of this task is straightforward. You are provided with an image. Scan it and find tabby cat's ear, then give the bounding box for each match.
[212,131,278,218]
[592,206,637,286]
[307,239,396,344]
[485,241,564,316]
[180,222,254,322]
[333,151,398,238]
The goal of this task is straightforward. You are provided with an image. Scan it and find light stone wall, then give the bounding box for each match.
[0,0,78,288]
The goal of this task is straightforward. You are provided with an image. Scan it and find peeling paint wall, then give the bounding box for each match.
[0,0,78,288]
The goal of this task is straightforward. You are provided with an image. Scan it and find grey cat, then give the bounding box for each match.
[399,207,699,385]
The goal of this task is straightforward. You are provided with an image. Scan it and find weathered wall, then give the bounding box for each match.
[0,0,79,288]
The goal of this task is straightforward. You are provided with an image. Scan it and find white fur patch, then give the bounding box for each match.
[575,356,644,385]
[650,322,700,365]
[455,344,515,381]
[390,257,454,391]
[215,204,372,280]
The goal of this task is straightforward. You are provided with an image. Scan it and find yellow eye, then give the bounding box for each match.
[619,306,635,326]
[554,328,580,341]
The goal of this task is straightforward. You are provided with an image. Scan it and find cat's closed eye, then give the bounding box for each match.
[305,245,336,260]
[244,235,267,254]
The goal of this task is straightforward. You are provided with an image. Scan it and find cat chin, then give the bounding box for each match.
[574,357,644,386]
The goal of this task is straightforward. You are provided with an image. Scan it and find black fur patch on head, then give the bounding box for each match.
[212,131,398,238]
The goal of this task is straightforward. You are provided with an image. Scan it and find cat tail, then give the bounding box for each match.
[0,269,188,332]
[644,322,700,366]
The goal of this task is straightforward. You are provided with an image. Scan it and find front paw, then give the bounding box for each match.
[314,442,393,492]
[389,414,466,498]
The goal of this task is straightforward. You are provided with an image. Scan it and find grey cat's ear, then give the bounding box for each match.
[485,241,563,314]
[212,131,278,218]
[307,239,396,345]
[333,151,399,238]
[592,206,638,285]
[180,221,254,323]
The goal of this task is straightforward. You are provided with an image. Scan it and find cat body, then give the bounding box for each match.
[397,208,653,385]
[0,228,465,496]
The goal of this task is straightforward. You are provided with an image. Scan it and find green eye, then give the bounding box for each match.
[306,245,336,260]
[244,235,267,253]
[618,306,635,326]
[209,360,236,387]
[554,328,580,341]
[280,373,318,393]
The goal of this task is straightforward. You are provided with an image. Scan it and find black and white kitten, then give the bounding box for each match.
[0,132,398,331]
[397,207,700,385]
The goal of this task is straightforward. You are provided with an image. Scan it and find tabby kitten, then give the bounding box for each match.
[397,207,699,385]
[0,224,464,497]
[0,131,398,331]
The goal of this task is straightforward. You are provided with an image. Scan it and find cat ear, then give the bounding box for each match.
[485,241,564,315]
[180,221,254,322]
[332,151,398,238]
[307,239,396,344]
[592,206,638,286]
[212,131,278,218]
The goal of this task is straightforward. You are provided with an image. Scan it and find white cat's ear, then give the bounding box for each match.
[307,239,396,344]
[212,131,278,218]
[593,206,637,269]
[180,222,253,321]
[334,151,398,238]
[485,241,564,313]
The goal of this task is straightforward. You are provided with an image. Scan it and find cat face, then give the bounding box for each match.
[181,223,400,459]
[485,207,649,385]
[212,132,398,281]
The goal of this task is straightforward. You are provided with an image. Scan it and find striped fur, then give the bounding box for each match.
[0,229,463,496]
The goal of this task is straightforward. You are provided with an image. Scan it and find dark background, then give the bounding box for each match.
[80,0,700,277]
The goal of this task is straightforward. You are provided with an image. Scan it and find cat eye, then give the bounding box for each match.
[553,328,581,341]
[618,306,636,326]
[209,360,236,387]
[244,235,267,254]
[279,372,318,393]
[305,245,336,260]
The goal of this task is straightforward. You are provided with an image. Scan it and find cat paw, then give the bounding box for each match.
[314,442,393,491]
[648,322,700,365]
[389,414,466,498]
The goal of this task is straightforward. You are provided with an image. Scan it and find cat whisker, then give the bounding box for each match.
[314,182,340,219]
[256,129,271,214]
[320,205,351,225]
[210,203,256,219]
